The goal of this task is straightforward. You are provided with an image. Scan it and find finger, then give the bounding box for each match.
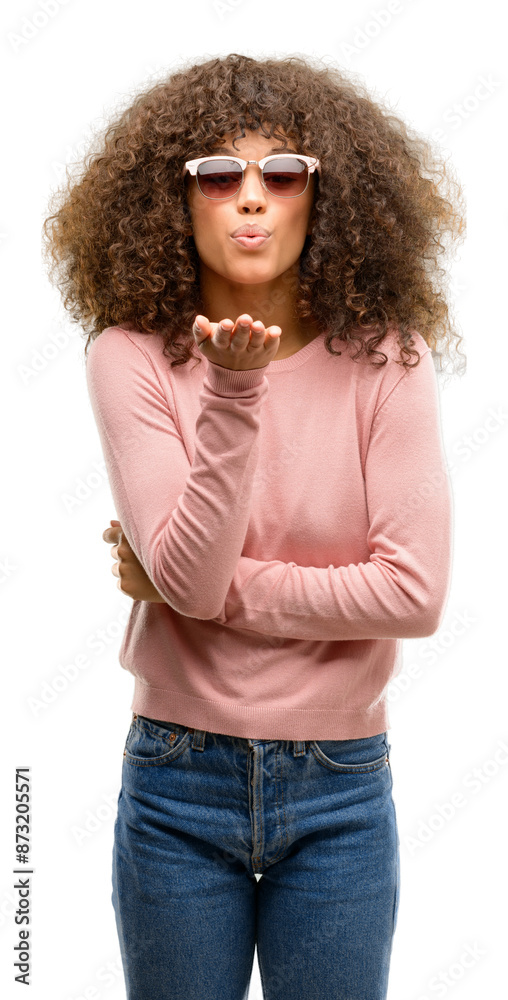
[233,314,252,331]
[249,321,265,335]
[193,316,211,342]
[231,316,253,340]
[214,320,234,343]
[104,526,121,545]
[103,525,121,543]
[246,322,266,347]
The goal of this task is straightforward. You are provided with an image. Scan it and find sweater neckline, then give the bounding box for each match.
[268,329,327,372]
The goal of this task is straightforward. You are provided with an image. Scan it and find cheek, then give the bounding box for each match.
[282,200,312,232]
[188,200,224,248]
[279,209,312,246]
[189,220,215,261]
[187,190,209,229]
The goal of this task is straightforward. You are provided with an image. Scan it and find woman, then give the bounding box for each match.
[43,52,465,1000]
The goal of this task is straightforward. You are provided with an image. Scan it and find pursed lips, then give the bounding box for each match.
[231,234,271,249]
[230,225,271,239]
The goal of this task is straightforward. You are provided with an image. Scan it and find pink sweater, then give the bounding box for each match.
[85,323,453,740]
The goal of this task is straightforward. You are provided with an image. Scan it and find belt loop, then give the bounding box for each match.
[293,740,307,757]
[190,729,206,751]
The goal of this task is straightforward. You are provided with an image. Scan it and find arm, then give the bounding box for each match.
[86,328,269,620]
[211,348,453,640]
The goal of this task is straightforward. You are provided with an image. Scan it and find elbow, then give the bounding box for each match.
[182,592,225,620]
[179,601,220,621]
[152,543,222,620]
[404,595,447,638]
[151,570,220,621]
[152,583,214,620]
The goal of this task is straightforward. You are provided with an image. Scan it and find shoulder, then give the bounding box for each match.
[339,322,430,369]
[337,323,435,421]
[85,327,172,413]
[85,326,172,388]
[86,324,197,374]
[86,324,154,361]
[370,326,439,422]
[375,323,430,366]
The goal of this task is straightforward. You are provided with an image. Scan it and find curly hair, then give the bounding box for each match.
[42,52,466,376]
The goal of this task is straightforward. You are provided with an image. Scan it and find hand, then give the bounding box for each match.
[102,520,166,602]
[192,313,281,371]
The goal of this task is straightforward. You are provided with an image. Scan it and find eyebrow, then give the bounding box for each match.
[207,146,298,156]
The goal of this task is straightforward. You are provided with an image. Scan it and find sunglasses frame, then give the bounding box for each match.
[182,153,321,200]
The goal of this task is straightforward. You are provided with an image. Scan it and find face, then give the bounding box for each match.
[184,129,317,290]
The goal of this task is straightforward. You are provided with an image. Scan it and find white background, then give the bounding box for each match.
[1,0,507,997]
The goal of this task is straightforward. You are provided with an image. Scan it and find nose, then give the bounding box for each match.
[236,163,268,211]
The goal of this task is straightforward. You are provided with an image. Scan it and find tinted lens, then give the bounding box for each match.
[196,159,243,199]
[263,156,309,196]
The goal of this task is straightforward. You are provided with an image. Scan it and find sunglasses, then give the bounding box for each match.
[182,154,320,200]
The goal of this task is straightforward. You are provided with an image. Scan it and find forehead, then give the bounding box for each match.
[208,129,298,155]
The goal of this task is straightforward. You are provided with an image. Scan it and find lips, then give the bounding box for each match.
[232,234,270,249]
[231,225,271,238]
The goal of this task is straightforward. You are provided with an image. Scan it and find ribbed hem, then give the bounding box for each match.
[205,360,267,393]
[130,678,390,741]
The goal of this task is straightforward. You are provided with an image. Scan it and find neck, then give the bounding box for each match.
[198,262,321,359]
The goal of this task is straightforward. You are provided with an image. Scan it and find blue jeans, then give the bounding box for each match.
[112,713,400,1000]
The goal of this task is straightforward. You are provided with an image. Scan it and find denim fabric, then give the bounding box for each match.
[112,713,400,1000]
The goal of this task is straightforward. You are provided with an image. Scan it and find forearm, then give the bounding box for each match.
[211,523,452,640]
[87,330,270,621]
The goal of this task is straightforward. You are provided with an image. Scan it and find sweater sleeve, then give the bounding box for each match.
[85,328,269,620]
[212,348,453,640]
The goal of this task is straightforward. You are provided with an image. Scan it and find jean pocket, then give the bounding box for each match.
[123,713,191,767]
[309,732,389,773]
